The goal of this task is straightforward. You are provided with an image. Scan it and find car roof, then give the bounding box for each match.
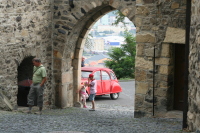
[81,67,112,72]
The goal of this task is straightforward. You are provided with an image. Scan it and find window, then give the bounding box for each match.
[81,71,92,78]
[101,71,110,80]
[110,71,117,80]
[94,71,101,80]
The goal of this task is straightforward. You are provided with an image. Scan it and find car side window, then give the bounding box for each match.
[94,71,101,80]
[110,71,117,80]
[81,71,92,78]
[101,71,110,80]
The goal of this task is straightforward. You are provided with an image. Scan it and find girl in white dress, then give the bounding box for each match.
[80,82,89,108]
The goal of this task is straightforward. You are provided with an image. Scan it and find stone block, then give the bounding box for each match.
[155,58,171,65]
[53,50,62,58]
[136,33,155,43]
[135,57,153,70]
[163,27,185,44]
[136,6,150,16]
[157,81,168,88]
[136,43,144,56]
[136,0,143,4]
[171,2,180,9]
[144,48,160,57]
[135,94,144,106]
[188,111,194,120]
[155,88,167,97]
[122,8,130,16]
[135,69,147,81]
[76,37,86,49]
[161,43,171,57]
[135,82,148,94]
[159,65,172,75]
[110,1,120,8]
[61,84,69,108]
[135,17,142,27]
[62,71,73,84]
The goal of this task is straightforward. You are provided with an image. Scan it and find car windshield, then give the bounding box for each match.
[81,71,92,78]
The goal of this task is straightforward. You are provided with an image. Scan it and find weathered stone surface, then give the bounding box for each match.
[161,43,171,57]
[135,57,153,70]
[144,47,160,57]
[136,33,155,43]
[136,6,150,16]
[135,69,147,81]
[136,82,148,94]
[171,2,180,9]
[163,27,185,44]
[135,94,144,106]
[155,58,171,65]
[136,43,144,56]
[159,65,173,75]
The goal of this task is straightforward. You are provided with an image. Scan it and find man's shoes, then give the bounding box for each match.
[34,111,42,115]
[89,109,95,111]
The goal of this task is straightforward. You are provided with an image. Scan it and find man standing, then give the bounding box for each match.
[81,57,85,67]
[27,58,47,115]
[88,74,97,111]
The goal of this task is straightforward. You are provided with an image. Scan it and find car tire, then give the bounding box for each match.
[110,93,119,100]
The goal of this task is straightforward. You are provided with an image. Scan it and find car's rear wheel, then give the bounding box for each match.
[110,93,119,100]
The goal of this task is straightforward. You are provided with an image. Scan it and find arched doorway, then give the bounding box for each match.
[17,56,34,107]
[53,1,136,108]
[71,6,136,107]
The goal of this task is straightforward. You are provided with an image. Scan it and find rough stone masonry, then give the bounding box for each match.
[0,0,199,132]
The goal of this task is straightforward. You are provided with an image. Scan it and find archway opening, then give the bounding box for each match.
[17,56,35,107]
[79,10,136,110]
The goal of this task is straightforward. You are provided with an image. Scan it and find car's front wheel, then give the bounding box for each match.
[110,93,119,100]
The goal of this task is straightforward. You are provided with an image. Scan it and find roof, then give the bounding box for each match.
[81,67,112,72]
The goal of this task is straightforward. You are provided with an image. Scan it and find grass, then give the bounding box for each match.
[119,77,134,81]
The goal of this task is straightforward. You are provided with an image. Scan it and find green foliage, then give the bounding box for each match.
[112,11,127,27]
[104,31,136,79]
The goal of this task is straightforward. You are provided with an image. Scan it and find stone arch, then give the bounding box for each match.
[53,0,136,108]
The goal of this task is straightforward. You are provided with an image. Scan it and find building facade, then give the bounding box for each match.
[0,0,199,132]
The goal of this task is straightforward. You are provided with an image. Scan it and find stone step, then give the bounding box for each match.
[165,110,183,119]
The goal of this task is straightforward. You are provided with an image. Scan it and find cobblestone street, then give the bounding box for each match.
[0,104,186,133]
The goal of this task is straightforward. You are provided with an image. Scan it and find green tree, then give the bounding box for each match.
[104,31,136,79]
[112,11,127,27]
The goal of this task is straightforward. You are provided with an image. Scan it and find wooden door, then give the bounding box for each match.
[174,44,185,110]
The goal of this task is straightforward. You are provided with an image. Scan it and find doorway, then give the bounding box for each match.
[17,56,34,106]
[174,44,185,110]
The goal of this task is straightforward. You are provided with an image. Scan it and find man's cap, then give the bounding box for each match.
[89,74,94,78]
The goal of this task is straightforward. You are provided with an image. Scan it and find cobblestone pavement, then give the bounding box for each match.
[0,104,187,133]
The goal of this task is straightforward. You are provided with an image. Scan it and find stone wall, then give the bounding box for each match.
[134,0,186,117]
[1,1,199,131]
[0,0,54,109]
[187,0,200,132]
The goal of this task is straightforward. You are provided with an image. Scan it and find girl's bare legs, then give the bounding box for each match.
[82,95,87,108]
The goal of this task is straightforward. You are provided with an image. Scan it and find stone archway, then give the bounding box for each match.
[53,0,136,108]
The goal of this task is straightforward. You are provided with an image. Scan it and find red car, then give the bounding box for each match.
[81,67,122,100]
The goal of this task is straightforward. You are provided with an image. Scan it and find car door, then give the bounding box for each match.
[93,71,102,95]
[101,70,111,94]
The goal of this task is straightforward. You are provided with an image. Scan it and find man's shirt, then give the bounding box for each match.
[32,65,47,83]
